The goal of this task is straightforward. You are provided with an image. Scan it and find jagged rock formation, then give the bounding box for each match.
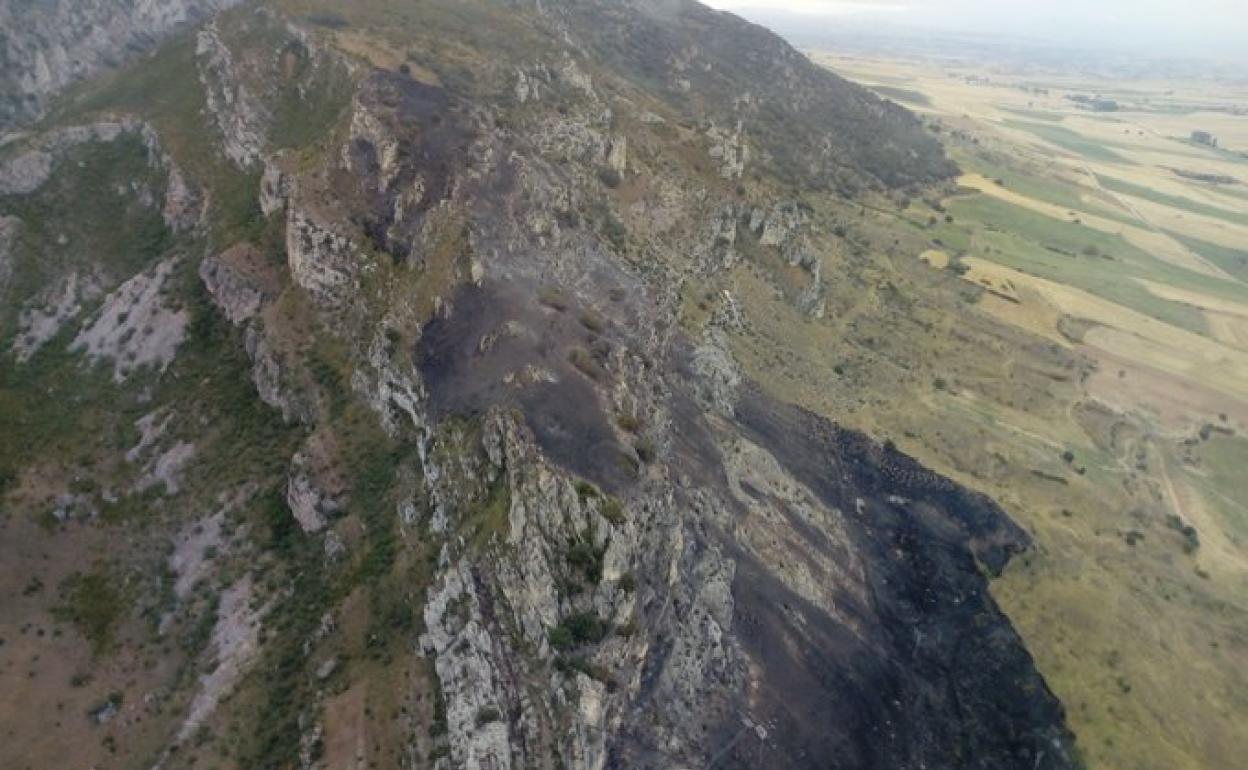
[0,2,1075,770]
[0,0,244,130]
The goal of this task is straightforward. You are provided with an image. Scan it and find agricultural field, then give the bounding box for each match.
[802,50,1248,770]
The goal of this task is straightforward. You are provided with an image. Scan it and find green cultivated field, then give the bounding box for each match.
[1005,119,1137,163]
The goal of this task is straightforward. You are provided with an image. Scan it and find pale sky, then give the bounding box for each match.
[701,0,1248,59]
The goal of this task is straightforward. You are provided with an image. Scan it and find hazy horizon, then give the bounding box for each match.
[702,0,1248,63]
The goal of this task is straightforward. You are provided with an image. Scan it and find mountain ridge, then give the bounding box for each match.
[0,2,1075,770]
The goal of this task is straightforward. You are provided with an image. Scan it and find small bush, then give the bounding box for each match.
[538,286,570,312]
[475,706,501,727]
[579,311,606,334]
[597,167,623,189]
[575,481,600,500]
[566,612,608,644]
[305,11,349,28]
[549,612,608,650]
[601,498,626,526]
[601,215,627,252]
[548,624,574,650]
[1165,515,1200,553]
[555,655,611,683]
[634,438,656,464]
[616,414,641,433]
[566,539,605,584]
[568,348,607,382]
[53,569,126,654]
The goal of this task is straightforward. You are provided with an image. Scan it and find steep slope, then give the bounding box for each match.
[545,0,956,192]
[0,0,245,131]
[0,2,1074,770]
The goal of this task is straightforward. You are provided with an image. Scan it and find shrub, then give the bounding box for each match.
[575,481,600,500]
[475,706,501,727]
[1164,515,1201,553]
[555,655,611,683]
[548,624,574,650]
[597,167,623,189]
[53,569,126,654]
[538,286,569,311]
[566,539,605,584]
[579,311,606,334]
[305,11,349,28]
[568,348,607,382]
[601,215,627,252]
[549,612,608,650]
[600,498,626,526]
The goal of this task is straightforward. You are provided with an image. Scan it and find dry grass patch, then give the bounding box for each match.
[918,249,949,269]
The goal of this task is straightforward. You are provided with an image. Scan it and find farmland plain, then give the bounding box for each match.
[796,49,1248,770]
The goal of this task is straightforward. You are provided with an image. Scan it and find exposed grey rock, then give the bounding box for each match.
[286,203,360,309]
[126,409,173,464]
[0,5,1076,770]
[514,66,547,104]
[161,164,202,232]
[559,55,596,97]
[137,441,197,496]
[199,244,268,325]
[315,657,338,681]
[355,326,428,439]
[0,149,52,195]
[691,330,742,417]
[606,135,627,174]
[0,119,201,230]
[12,271,99,361]
[706,204,739,272]
[758,200,808,249]
[0,0,243,129]
[90,699,120,726]
[50,493,98,522]
[196,19,268,167]
[243,325,311,424]
[286,438,340,534]
[420,561,514,770]
[534,115,614,170]
[706,121,748,180]
[175,576,266,743]
[259,157,290,216]
[169,511,225,600]
[72,258,189,382]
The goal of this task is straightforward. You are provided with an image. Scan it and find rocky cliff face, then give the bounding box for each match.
[0,0,243,131]
[0,2,1075,770]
